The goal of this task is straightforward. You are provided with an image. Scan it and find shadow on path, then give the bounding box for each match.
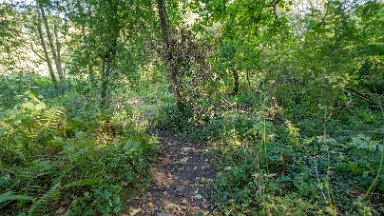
[123,130,216,216]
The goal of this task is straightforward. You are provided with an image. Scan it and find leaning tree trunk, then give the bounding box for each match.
[36,6,58,90]
[156,0,184,112]
[40,5,65,92]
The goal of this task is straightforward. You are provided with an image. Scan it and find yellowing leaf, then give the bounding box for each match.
[129,208,142,216]
[23,102,34,110]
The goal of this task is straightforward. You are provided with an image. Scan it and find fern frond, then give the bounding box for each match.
[62,178,103,189]
[0,191,33,204]
[27,181,61,215]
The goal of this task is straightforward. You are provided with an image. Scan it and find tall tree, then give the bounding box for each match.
[36,4,58,89]
[38,1,65,91]
[156,0,184,111]
[99,0,120,106]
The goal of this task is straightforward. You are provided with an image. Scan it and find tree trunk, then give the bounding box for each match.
[100,0,119,106]
[36,6,58,90]
[81,18,96,88]
[40,5,65,91]
[156,0,184,111]
[246,68,251,90]
[232,69,239,95]
[53,18,63,77]
[100,57,113,106]
[100,35,118,105]
[53,1,62,71]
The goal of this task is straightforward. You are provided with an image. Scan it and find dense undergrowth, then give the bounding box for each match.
[152,1,384,214]
[2,0,384,215]
[156,86,384,215]
[0,75,156,215]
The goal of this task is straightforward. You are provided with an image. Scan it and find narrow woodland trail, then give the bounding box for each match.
[123,130,217,216]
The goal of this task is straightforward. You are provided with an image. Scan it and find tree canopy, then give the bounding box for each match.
[1,0,383,215]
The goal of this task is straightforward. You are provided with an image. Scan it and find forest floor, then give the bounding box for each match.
[123,130,217,216]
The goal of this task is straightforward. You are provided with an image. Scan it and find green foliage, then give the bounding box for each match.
[0,80,156,215]
[0,3,26,71]
[204,110,384,215]
[158,85,383,215]
[65,0,157,102]
[1,0,384,215]
[68,184,122,216]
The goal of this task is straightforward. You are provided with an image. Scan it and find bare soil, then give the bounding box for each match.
[123,130,216,216]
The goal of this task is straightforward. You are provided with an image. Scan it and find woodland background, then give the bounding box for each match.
[0,0,383,215]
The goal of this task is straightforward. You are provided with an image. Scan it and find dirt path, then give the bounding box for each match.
[123,130,216,216]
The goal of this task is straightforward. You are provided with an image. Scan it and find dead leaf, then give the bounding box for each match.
[129,208,142,216]
[55,207,66,215]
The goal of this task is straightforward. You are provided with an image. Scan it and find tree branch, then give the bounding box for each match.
[30,42,46,61]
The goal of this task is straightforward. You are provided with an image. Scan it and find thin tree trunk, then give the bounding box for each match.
[88,62,95,86]
[100,39,117,105]
[246,68,251,90]
[53,18,63,76]
[100,0,119,106]
[36,6,58,90]
[100,58,112,105]
[86,5,96,88]
[81,21,96,87]
[232,69,239,95]
[156,0,184,112]
[40,5,65,91]
[53,1,62,68]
